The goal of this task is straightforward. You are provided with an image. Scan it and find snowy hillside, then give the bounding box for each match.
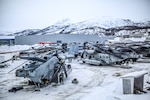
[8,17,150,36]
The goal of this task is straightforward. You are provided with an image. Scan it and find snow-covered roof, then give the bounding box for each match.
[121,70,148,78]
[0,36,15,39]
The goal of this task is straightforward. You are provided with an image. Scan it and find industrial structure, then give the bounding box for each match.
[15,34,114,45]
[0,36,15,45]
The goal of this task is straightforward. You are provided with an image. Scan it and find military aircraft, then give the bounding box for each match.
[15,52,72,90]
[81,44,139,66]
[128,43,150,58]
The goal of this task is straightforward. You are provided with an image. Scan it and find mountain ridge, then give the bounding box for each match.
[7,18,150,36]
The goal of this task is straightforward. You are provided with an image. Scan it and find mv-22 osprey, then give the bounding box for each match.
[81,44,139,66]
[15,51,72,91]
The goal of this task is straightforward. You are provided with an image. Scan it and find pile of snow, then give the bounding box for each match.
[0,45,31,52]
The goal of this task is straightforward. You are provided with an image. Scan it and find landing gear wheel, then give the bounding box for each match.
[99,63,102,66]
[72,78,79,84]
[67,64,71,69]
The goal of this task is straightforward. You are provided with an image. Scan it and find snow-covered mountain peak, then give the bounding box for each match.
[75,17,135,28]
[54,18,72,26]
[6,17,150,36]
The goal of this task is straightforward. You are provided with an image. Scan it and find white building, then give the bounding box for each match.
[0,36,15,45]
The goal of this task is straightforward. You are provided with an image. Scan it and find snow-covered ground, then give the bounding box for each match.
[0,45,150,100]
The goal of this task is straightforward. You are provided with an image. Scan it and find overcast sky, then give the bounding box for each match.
[0,0,150,32]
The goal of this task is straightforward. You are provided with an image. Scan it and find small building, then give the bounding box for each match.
[0,36,15,46]
[121,70,148,94]
[121,34,130,38]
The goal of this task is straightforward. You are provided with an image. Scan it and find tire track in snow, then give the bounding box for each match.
[57,66,106,100]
